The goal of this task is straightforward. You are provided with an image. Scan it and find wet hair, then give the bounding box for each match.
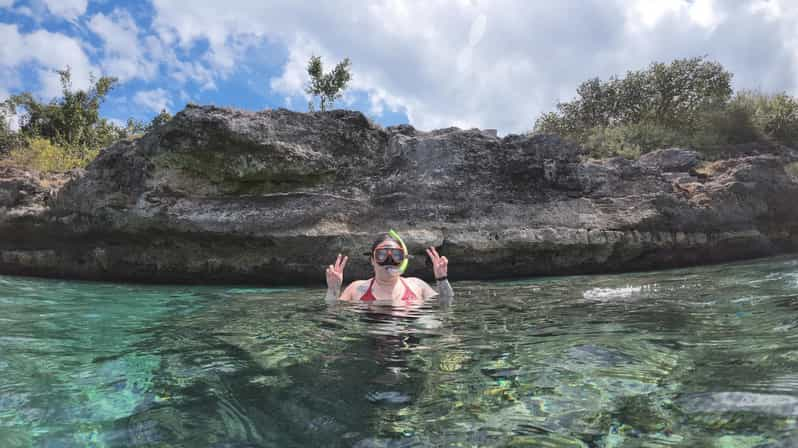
[369,233,402,257]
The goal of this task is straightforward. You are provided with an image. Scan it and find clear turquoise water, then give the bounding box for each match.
[2,256,798,447]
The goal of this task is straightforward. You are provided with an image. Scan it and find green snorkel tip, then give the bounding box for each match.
[388,229,409,274]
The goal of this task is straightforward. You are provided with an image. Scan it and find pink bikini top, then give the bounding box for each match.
[359,278,417,302]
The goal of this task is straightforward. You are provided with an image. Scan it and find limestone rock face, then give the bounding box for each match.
[638,147,700,172]
[1,105,797,284]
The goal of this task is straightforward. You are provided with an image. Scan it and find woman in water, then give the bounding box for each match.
[324,231,454,305]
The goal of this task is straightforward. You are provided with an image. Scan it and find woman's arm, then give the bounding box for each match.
[329,280,368,303]
[325,254,348,303]
[435,278,454,306]
[411,277,453,305]
[424,246,453,305]
[325,284,341,303]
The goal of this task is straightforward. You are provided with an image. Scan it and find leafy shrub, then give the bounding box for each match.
[583,122,688,159]
[731,90,798,147]
[691,103,761,147]
[8,68,118,160]
[533,58,798,159]
[786,162,798,180]
[305,55,352,112]
[1,67,173,170]
[7,137,98,172]
[534,57,733,138]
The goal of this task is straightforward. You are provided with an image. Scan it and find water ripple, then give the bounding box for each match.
[2,255,798,446]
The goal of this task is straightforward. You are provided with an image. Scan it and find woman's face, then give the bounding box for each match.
[371,239,403,279]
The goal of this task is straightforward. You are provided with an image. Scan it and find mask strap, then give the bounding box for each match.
[388,229,409,274]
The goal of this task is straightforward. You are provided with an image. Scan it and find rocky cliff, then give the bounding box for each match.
[1,105,797,284]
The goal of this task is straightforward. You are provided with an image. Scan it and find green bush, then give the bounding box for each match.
[786,162,798,180]
[730,90,798,147]
[691,103,761,147]
[8,68,118,158]
[305,55,352,112]
[7,137,98,172]
[1,67,174,171]
[534,57,733,138]
[533,58,798,159]
[583,122,688,159]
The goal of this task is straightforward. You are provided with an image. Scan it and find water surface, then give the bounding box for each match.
[2,256,798,447]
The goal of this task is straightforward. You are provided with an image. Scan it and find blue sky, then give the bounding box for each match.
[2,0,798,134]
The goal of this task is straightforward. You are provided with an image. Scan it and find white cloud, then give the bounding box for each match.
[88,9,158,82]
[0,90,20,132]
[0,66,21,98]
[626,0,724,31]
[7,114,20,132]
[0,24,96,99]
[6,0,798,135]
[107,117,126,128]
[89,10,140,56]
[0,0,15,8]
[268,37,316,101]
[147,0,798,134]
[1,108,20,133]
[41,0,87,21]
[134,88,172,114]
[750,0,782,19]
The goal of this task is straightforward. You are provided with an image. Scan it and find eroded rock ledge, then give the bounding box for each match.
[1,105,797,285]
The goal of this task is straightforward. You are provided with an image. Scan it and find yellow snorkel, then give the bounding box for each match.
[388,229,409,274]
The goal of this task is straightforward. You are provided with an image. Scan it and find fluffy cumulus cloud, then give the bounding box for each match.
[88,9,157,82]
[134,88,172,113]
[2,0,88,21]
[146,0,798,134]
[41,0,87,21]
[0,23,96,99]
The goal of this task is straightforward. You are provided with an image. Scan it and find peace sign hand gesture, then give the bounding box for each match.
[426,247,448,280]
[326,254,348,290]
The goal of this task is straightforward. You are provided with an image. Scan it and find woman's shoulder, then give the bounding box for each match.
[345,279,370,290]
[403,276,429,286]
[404,276,437,298]
[340,279,371,301]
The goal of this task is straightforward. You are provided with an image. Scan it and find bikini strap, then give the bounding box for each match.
[361,278,416,302]
[399,278,417,302]
[360,278,377,301]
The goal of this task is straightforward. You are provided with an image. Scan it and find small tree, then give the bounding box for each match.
[148,109,172,129]
[7,66,119,155]
[534,56,733,137]
[305,55,352,112]
[125,118,147,136]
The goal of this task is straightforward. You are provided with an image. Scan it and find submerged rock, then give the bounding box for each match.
[677,391,798,416]
[0,105,797,284]
[366,391,412,405]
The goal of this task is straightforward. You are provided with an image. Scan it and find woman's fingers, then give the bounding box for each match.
[334,254,342,270]
[331,254,348,274]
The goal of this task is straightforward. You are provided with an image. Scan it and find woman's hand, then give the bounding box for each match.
[326,254,348,290]
[426,247,448,280]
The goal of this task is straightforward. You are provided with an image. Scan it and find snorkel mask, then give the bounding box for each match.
[388,229,409,274]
